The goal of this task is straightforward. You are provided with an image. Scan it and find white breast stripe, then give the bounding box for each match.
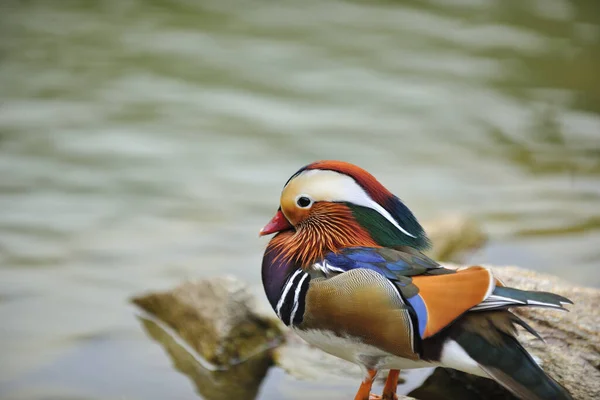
[289,273,309,324]
[276,269,302,319]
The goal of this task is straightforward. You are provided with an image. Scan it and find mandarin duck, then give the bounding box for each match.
[259,160,573,400]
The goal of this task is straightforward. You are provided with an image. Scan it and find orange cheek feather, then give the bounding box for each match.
[282,206,310,226]
[268,203,379,268]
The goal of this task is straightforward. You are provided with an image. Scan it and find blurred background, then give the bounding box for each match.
[1,0,599,399]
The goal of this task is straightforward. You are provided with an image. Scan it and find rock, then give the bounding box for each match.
[132,275,283,368]
[138,313,274,400]
[132,276,285,400]
[423,214,487,262]
[493,266,600,400]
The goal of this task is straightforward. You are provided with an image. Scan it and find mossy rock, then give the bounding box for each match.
[132,275,283,367]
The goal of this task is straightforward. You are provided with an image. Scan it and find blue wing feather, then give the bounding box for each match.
[321,247,444,279]
[353,261,384,271]
[406,294,428,338]
[344,250,387,263]
[386,259,412,273]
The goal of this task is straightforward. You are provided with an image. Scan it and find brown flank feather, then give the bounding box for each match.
[300,269,418,361]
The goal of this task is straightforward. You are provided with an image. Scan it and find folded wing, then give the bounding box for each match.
[311,247,571,341]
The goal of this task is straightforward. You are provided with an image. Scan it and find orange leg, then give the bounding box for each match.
[354,369,377,400]
[382,369,400,400]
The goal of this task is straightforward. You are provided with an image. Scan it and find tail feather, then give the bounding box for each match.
[510,313,544,342]
[450,311,573,400]
[476,334,573,400]
[470,286,572,312]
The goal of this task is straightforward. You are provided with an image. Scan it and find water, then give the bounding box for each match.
[0,0,598,399]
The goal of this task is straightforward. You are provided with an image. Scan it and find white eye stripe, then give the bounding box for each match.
[363,196,416,238]
[292,170,416,238]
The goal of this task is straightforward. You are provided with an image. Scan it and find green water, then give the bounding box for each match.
[1,0,599,399]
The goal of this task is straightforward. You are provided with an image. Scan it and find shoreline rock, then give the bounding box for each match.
[132,276,283,368]
[137,313,275,400]
[131,275,284,400]
[493,266,600,400]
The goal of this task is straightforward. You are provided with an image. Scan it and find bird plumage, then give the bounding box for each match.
[260,160,573,400]
[266,203,378,268]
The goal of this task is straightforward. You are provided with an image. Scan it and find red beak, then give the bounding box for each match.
[260,210,292,236]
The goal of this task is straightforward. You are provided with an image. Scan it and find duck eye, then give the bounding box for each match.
[296,196,312,208]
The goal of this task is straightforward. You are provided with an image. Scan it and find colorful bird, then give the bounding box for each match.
[260,160,573,400]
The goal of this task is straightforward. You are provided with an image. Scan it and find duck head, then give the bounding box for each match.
[260,160,430,267]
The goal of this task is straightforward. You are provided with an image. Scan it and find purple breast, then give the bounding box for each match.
[261,239,300,312]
